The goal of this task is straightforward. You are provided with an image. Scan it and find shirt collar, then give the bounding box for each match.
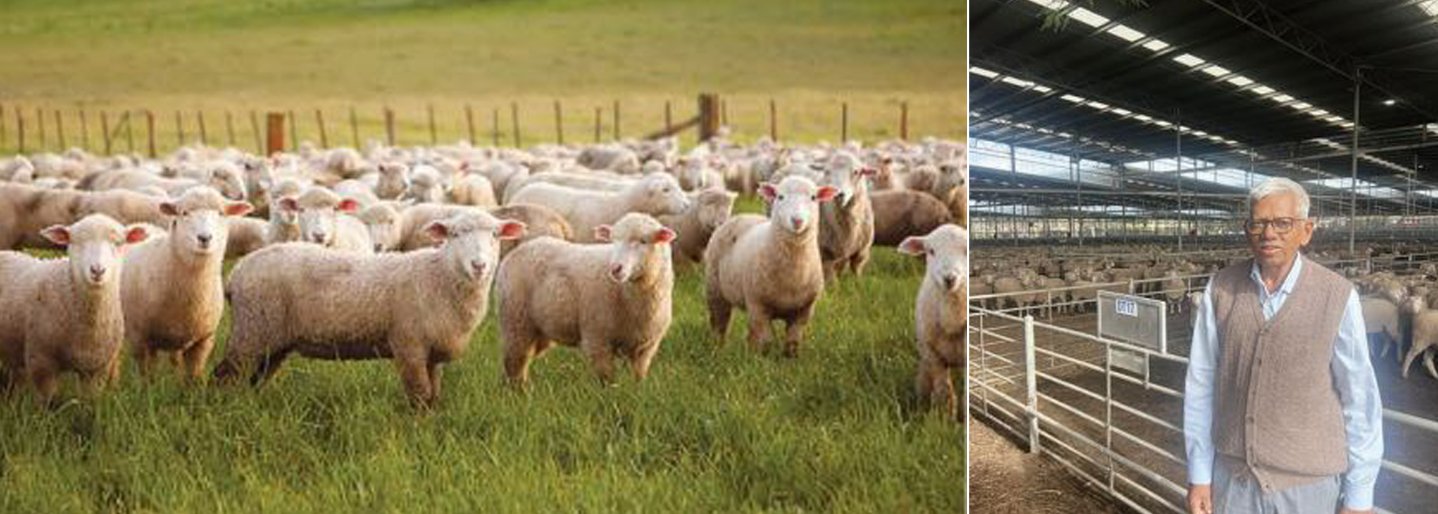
[1250,252,1303,296]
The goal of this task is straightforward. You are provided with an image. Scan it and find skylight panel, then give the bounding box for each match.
[1106,24,1145,42]
[1001,76,1035,87]
[1201,65,1230,77]
[1173,54,1205,67]
[1251,85,1275,95]
[1067,8,1109,27]
[1227,76,1254,87]
[1142,39,1170,51]
[970,67,999,78]
[1061,94,1086,103]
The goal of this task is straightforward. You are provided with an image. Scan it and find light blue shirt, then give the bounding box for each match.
[1183,253,1384,510]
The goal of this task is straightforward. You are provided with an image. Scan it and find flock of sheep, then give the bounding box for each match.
[0,134,967,419]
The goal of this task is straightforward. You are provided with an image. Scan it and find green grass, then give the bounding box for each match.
[0,0,964,153]
[0,206,964,512]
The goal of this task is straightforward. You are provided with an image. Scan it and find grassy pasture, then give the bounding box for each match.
[0,0,964,153]
[0,197,964,512]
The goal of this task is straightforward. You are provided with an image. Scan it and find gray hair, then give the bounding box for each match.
[1249,177,1310,219]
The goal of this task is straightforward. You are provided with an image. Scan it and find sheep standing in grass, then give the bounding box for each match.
[899,224,966,420]
[214,211,526,407]
[659,189,737,266]
[496,213,676,385]
[817,153,876,282]
[704,176,838,357]
[121,188,252,380]
[508,173,690,243]
[0,215,150,402]
[870,190,954,246]
[0,184,164,250]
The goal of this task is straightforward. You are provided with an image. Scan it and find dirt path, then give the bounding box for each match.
[969,419,1128,513]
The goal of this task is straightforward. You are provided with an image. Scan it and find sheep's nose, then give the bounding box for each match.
[374,243,384,252]
[470,261,487,277]
[609,263,625,281]
[309,232,327,243]
[89,264,106,280]
[790,216,805,231]
[197,234,213,247]
[943,273,959,290]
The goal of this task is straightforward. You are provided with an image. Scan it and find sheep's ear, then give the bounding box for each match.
[278,197,300,213]
[423,221,451,242]
[336,198,360,213]
[816,186,840,203]
[652,227,676,245]
[593,225,614,243]
[459,161,470,172]
[495,220,527,241]
[40,225,71,246]
[123,225,150,245]
[758,183,778,203]
[224,201,254,217]
[897,236,927,256]
[159,202,181,217]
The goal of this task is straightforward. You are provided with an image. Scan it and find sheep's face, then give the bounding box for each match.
[358,204,401,252]
[403,168,447,204]
[427,214,525,282]
[760,176,838,236]
[936,160,967,198]
[208,165,248,201]
[161,187,253,255]
[696,190,737,230]
[282,191,360,246]
[899,224,967,295]
[594,214,675,284]
[42,215,148,288]
[638,174,690,215]
[821,153,875,206]
[376,163,410,199]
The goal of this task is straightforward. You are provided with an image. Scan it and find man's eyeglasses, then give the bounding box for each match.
[1243,218,1300,235]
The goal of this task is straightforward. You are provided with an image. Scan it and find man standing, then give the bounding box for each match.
[1184,178,1383,514]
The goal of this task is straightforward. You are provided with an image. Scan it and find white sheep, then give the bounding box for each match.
[214,211,526,407]
[703,176,838,357]
[508,173,690,243]
[817,152,877,282]
[659,188,737,266]
[898,224,966,420]
[496,213,676,385]
[449,174,497,207]
[278,187,373,253]
[0,214,150,403]
[121,188,252,380]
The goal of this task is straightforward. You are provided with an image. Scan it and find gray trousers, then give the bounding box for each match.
[1213,459,1341,514]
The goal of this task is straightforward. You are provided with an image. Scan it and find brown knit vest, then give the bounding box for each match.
[1209,256,1351,490]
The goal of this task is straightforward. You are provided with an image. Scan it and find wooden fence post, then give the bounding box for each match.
[287,110,298,150]
[17,109,25,154]
[266,112,285,156]
[553,101,564,145]
[249,111,262,154]
[315,109,328,148]
[101,111,112,155]
[198,111,208,146]
[55,110,66,149]
[769,99,778,142]
[146,110,157,158]
[226,111,237,146]
[125,111,135,153]
[384,107,396,147]
[664,101,672,133]
[427,104,437,146]
[841,102,848,143]
[510,102,521,147]
[37,108,46,151]
[491,108,500,147]
[594,107,602,143]
[79,110,90,150]
[349,107,359,148]
[720,99,728,127]
[612,100,620,140]
[900,101,909,141]
[175,110,185,147]
[0,103,6,147]
[465,104,475,145]
[699,93,721,142]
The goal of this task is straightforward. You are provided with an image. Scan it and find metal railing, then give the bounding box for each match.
[970,294,1438,514]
